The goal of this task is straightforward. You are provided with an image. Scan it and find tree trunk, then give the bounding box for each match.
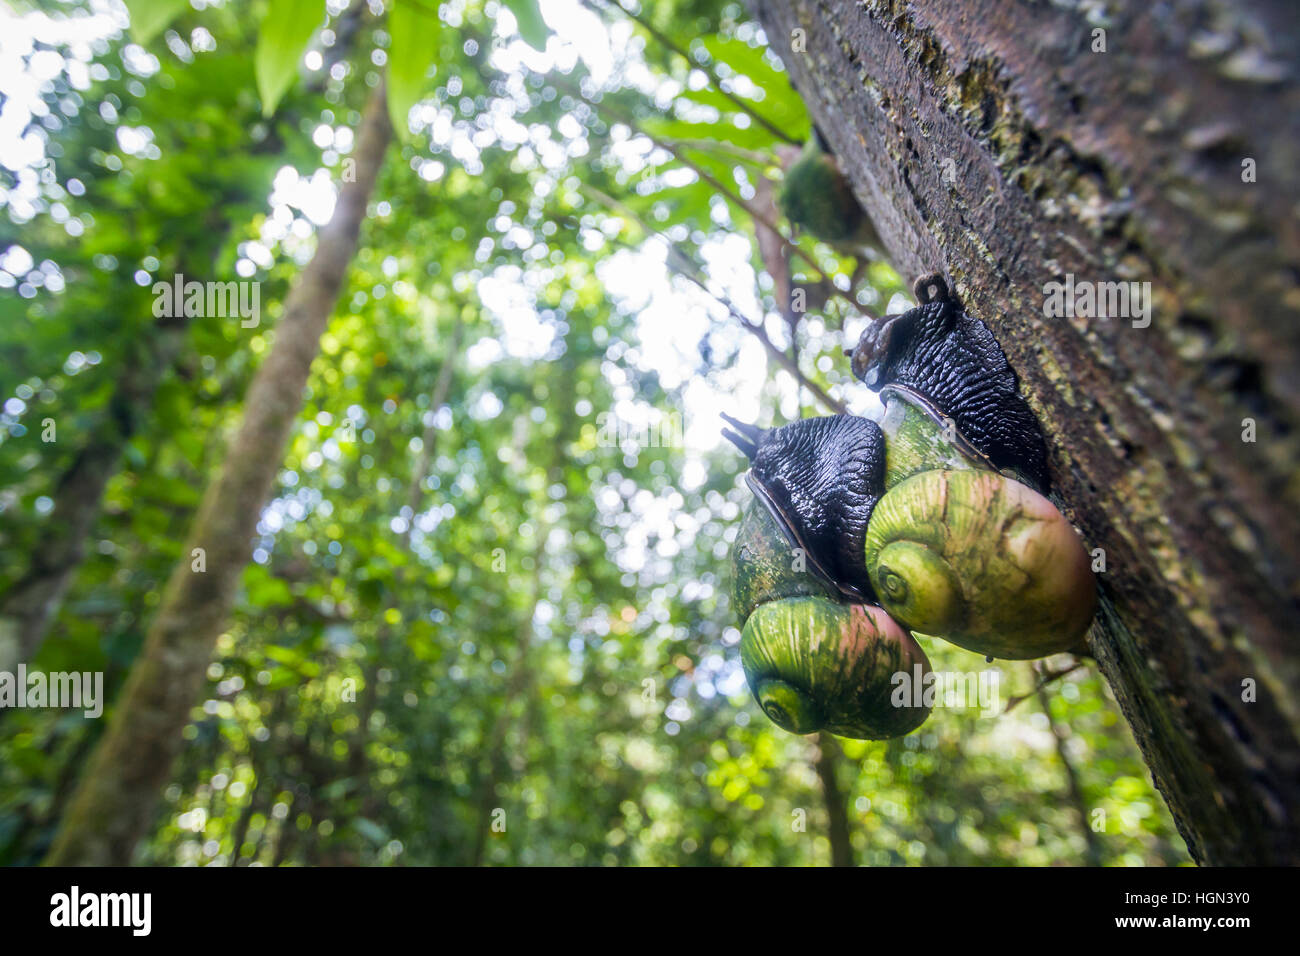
[44,82,393,866]
[0,299,189,671]
[813,733,854,867]
[1035,678,1104,866]
[346,318,463,819]
[0,412,143,669]
[752,0,1300,865]
[469,535,545,867]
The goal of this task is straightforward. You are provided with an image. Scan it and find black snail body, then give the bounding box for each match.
[722,413,885,603]
[724,274,1096,737]
[850,275,1050,492]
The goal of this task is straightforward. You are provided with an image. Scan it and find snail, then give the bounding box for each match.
[730,496,932,739]
[726,410,1094,662]
[777,128,883,257]
[742,595,932,738]
[723,273,1097,734]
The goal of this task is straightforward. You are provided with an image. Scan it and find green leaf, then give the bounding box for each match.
[263,667,302,690]
[387,0,443,137]
[254,0,325,117]
[123,0,191,46]
[244,565,295,608]
[502,0,548,50]
[698,36,783,88]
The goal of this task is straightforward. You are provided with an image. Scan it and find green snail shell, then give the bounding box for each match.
[731,498,838,624]
[777,140,877,246]
[878,388,985,488]
[740,596,932,739]
[863,468,1096,660]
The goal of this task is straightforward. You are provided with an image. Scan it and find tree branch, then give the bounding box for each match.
[571,190,848,415]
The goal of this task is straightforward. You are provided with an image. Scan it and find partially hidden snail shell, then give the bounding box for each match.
[740,595,931,739]
[731,500,931,739]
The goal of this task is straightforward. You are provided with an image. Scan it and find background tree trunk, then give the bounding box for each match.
[44,82,393,866]
[813,733,853,866]
[1,298,193,673]
[751,0,1300,865]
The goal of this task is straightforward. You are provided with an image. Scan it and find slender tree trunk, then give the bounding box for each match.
[469,348,581,867]
[0,82,315,669]
[469,556,542,867]
[1035,680,1104,866]
[752,0,1300,864]
[270,787,303,868]
[346,319,464,819]
[227,692,284,865]
[227,768,265,866]
[0,1,369,674]
[406,318,465,518]
[44,82,393,866]
[812,733,853,867]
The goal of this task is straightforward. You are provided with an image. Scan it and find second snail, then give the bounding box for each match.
[724,274,1097,740]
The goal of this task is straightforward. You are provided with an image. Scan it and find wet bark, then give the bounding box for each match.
[752,0,1300,864]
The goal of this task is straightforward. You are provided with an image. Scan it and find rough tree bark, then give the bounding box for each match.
[45,82,393,866]
[751,0,1299,865]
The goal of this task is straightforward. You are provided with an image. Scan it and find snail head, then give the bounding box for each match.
[722,413,884,601]
[847,273,1051,491]
[848,274,959,388]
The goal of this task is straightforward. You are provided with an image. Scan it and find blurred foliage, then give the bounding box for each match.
[0,0,1188,866]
